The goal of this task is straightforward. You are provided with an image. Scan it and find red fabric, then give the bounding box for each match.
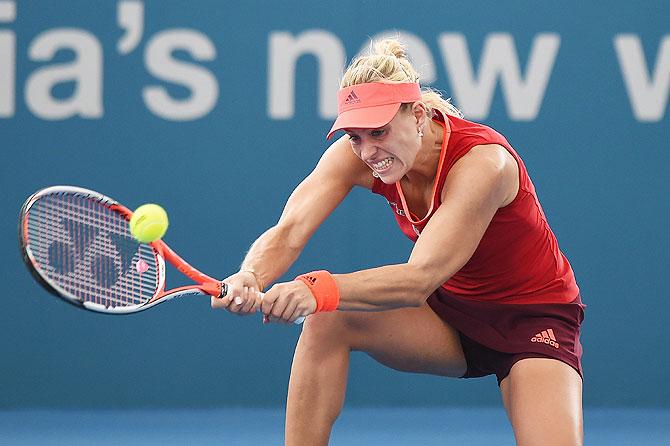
[427,289,585,384]
[372,112,579,304]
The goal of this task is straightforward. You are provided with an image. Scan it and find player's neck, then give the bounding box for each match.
[402,120,444,188]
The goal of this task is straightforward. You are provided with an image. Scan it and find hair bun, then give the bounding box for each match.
[373,38,407,59]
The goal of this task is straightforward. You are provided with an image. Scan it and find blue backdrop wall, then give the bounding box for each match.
[1,0,669,409]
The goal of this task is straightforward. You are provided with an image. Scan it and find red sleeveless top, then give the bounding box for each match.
[371,112,579,304]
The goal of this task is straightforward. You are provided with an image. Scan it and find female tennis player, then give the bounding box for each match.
[212,38,585,446]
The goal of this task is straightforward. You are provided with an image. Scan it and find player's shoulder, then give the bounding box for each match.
[444,144,519,205]
[452,143,513,173]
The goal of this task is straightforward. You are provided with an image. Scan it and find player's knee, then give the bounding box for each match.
[301,312,355,346]
[301,311,376,352]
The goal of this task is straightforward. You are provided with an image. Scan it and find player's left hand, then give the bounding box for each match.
[260,280,317,324]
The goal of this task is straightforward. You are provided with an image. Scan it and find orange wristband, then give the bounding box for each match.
[295,270,340,312]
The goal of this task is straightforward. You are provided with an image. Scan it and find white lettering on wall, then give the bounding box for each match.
[0,0,16,117]
[615,34,669,122]
[3,14,666,125]
[117,0,144,55]
[142,29,218,121]
[25,29,103,120]
[438,33,560,120]
[268,30,345,119]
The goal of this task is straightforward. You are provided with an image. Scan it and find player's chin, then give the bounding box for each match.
[377,169,404,184]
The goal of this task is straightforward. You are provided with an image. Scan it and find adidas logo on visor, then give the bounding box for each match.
[344,91,361,105]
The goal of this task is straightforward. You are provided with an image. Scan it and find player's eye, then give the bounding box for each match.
[347,134,360,144]
[370,129,385,138]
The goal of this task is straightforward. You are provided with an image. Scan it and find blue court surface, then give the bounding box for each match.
[1,407,668,445]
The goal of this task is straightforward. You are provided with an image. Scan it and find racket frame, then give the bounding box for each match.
[19,185,227,314]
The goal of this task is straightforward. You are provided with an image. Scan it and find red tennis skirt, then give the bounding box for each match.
[427,288,585,385]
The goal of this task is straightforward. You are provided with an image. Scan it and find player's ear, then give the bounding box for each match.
[411,101,427,128]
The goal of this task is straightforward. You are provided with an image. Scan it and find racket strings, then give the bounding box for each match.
[25,193,161,308]
[26,236,159,294]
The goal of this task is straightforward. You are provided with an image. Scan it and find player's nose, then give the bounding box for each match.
[360,141,379,161]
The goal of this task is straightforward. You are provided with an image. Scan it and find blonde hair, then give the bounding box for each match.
[340,38,463,118]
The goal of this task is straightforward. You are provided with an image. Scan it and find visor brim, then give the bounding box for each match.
[326,103,402,139]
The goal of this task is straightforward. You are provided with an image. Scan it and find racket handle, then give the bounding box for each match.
[222,286,305,325]
[256,291,306,325]
[262,314,305,325]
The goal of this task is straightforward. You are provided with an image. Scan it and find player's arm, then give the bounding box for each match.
[332,144,519,310]
[238,136,371,291]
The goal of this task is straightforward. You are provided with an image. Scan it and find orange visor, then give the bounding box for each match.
[326,82,422,139]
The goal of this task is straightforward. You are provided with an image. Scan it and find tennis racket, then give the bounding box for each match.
[19,185,305,323]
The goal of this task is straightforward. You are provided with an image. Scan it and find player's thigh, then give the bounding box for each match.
[500,358,583,446]
[303,303,467,378]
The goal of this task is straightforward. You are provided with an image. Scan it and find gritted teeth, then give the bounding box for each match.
[372,157,394,170]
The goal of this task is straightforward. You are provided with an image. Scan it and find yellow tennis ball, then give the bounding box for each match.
[129,203,169,243]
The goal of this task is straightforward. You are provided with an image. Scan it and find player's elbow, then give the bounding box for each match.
[404,264,443,307]
[411,287,436,308]
[407,293,428,308]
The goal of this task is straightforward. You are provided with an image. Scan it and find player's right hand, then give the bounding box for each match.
[211,270,262,316]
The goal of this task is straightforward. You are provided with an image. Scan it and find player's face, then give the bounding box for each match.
[345,108,421,184]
